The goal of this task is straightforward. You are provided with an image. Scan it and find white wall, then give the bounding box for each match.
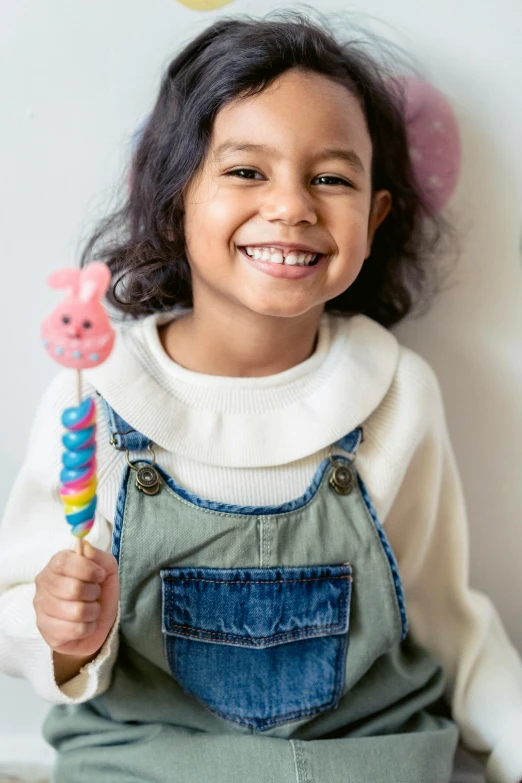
[1,0,520,763]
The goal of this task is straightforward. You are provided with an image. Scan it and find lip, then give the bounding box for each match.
[238,246,327,279]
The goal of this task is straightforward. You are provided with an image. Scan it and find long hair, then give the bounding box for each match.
[80,8,459,327]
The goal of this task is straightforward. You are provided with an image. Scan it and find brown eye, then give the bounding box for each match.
[62,316,70,324]
[83,321,92,329]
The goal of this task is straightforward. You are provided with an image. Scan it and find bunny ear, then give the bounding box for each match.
[78,280,98,303]
[47,268,81,293]
[78,262,112,303]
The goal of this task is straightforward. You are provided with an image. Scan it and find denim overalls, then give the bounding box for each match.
[43,398,459,783]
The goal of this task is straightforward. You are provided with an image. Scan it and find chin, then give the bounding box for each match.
[239,295,323,320]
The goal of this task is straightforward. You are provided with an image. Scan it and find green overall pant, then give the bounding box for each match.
[43,400,459,782]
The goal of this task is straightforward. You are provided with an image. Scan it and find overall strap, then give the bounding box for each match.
[97,394,150,452]
[331,427,364,462]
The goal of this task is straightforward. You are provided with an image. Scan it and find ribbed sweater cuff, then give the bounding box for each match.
[58,606,120,702]
[0,586,120,705]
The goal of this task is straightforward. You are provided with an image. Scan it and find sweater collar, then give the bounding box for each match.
[86,310,399,467]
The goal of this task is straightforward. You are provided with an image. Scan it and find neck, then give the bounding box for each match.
[159,301,323,378]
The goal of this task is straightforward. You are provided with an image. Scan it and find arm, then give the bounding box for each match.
[377,351,522,783]
[0,371,120,703]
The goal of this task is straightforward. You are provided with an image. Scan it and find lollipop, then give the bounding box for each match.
[41,263,115,554]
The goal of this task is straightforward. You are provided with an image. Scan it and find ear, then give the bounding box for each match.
[47,268,81,294]
[78,262,112,303]
[365,190,392,259]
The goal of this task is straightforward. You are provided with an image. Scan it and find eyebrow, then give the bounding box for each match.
[213,141,366,175]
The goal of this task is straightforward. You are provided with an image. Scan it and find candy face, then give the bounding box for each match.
[59,396,98,538]
[41,263,115,370]
[41,311,114,369]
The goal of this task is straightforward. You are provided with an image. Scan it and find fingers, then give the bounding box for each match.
[37,614,98,649]
[33,545,119,652]
[34,574,101,649]
[81,541,118,577]
[43,593,101,624]
[45,574,101,603]
[47,550,106,584]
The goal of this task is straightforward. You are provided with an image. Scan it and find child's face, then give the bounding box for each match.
[182,68,391,320]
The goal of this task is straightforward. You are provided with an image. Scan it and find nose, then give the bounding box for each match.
[259,178,318,226]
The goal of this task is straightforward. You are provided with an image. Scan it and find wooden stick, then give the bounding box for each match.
[76,369,82,406]
[74,369,83,557]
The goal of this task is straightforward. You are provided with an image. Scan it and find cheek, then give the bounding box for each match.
[325,214,370,288]
[184,198,246,263]
[185,194,227,241]
[342,208,371,249]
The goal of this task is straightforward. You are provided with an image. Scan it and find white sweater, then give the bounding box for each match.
[1,309,521,782]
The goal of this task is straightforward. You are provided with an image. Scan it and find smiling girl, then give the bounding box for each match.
[1,11,521,783]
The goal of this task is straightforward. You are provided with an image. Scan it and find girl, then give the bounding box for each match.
[1,11,521,783]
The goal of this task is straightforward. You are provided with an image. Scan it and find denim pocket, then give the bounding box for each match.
[160,563,352,730]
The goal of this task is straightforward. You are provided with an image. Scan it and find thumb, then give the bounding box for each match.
[82,539,118,578]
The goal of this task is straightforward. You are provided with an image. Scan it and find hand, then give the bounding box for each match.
[34,540,119,659]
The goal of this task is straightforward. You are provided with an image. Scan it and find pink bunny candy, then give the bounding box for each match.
[41,263,115,369]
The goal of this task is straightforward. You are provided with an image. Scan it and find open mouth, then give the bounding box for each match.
[238,247,322,267]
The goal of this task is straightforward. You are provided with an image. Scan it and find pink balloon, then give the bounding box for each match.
[41,263,115,369]
[389,75,462,216]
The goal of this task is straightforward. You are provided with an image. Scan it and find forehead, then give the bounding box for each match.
[210,69,372,166]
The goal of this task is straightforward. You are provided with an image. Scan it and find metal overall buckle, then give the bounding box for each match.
[327,445,356,495]
[110,430,162,495]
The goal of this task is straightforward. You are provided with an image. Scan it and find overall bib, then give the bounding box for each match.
[43,399,459,783]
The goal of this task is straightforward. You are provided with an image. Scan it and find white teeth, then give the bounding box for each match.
[245,246,317,266]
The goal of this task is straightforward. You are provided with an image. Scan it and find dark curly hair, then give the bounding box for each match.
[80,7,459,328]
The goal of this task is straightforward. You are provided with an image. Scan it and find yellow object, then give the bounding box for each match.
[175,0,235,9]
[60,478,98,508]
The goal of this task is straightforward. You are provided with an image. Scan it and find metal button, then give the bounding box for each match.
[136,465,161,495]
[329,465,354,495]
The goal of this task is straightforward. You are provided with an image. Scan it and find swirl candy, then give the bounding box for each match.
[41,263,115,551]
[59,397,98,538]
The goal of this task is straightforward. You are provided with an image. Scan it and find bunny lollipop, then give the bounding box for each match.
[42,264,115,371]
[41,263,115,554]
